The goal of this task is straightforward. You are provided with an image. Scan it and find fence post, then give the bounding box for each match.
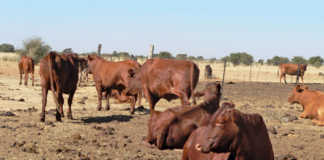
[222,60,227,91]
[148,44,154,59]
[296,64,300,84]
[97,44,102,56]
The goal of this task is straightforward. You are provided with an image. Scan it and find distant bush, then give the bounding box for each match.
[308,56,323,68]
[267,56,290,66]
[176,53,187,60]
[62,48,73,53]
[0,43,15,52]
[225,52,254,66]
[291,56,307,64]
[19,37,51,63]
[158,51,173,59]
[257,59,264,65]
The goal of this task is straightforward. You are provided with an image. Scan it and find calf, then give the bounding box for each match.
[204,64,212,80]
[278,63,307,85]
[18,56,35,86]
[87,54,142,114]
[195,107,274,160]
[146,82,222,149]
[39,52,80,122]
[288,85,324,126]
[128,58,200,111]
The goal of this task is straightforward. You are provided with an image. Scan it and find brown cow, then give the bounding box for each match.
[78,57,89,86]
[288,85,324,126]
[278,63,307,85]
[204,64,212,80]
[127,58,200,111]
[87,54,142,114]
[195,107,274,160]
[145,82,222,149]
[39,52,80,122]
[18,56,35,86]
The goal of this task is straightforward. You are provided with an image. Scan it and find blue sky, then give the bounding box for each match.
[1,0,324,60]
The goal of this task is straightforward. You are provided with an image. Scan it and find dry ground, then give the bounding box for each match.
[0,60,324,160]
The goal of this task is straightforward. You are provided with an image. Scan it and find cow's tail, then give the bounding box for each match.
[48,52,61,116]
[190,63,199,105]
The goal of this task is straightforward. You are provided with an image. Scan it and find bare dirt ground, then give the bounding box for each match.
[1,70,324,160]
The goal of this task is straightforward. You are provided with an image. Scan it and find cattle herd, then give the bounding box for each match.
[15,52,324,160]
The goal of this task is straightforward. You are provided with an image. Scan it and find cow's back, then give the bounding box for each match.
[280,63,305,75]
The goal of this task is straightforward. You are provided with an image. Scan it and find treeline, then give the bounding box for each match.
[1,38,324,67]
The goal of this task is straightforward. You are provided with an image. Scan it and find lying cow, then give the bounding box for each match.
[128,58,200,111]
[195,107,274,160]
[39,52,80,122]
[278,63,307,85]
[288,85,324,126]
[204,65,212,80]
[18,56,35,86]
[145,82,222,149]
[87,54,142,114]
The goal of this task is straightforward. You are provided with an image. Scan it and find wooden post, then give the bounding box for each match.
[222,60,227,91]
[296,64,300,84]
[97,44,102,56]
[148,44,154,59]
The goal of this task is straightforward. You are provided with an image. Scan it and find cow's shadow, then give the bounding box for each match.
[80,115,133,124]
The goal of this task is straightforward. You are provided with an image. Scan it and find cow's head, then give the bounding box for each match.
[301,64,308,72]
[288,85,309,104]
[194,82,222,101]
[195,107,238,153]
[125,68,142,94]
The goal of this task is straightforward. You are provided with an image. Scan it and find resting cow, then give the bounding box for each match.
[204,65,212,80]
[288,85,324,126]
[39,52,80,122]
[87,54,142,114]
[145,82,222,149]
[127,58,200,111]
[18,56,35,86]
[278,63,307,85]
[195,107,274,160]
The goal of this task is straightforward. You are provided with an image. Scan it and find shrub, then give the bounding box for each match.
[291,56,307,64]
[308,56,323,68]
[0,43,15,52]
[158,51,173,59]
[175,53,187,60]
[226,52,254,66]
[20,37,51,63]
[266,56,289,66]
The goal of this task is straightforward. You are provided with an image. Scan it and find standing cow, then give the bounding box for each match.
[278,63,307,85]
[127,58,200,111]
[204,65,212,80]
[18,56,35,86]
[39,52,80,122]
[87,54,142,114]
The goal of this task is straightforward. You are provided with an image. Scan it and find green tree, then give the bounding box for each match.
[119,52,130,57]
[291,56,307,64]
[175,53,187,60]
[158,51,173,59]
[266,56,289,66]
[227,52,254,66]
[62,48,73,53]
[187,56,196,60]
[21,37,51,63]
[209,58,217,63]
[308,56,323,68]
[257,59,264,65]
[0,43,15,52]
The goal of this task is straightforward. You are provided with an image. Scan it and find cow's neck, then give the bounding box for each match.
[201,97,220,114]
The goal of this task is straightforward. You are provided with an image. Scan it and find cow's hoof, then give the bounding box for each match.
[19,83,22,85]
[105,106,110,111]
[40,117,45,122]
[56,113,62,122]
[130,110,135,115]
[67,114,73,120]
[97,106,102,111]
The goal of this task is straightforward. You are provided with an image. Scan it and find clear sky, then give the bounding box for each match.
[1,0,324,60]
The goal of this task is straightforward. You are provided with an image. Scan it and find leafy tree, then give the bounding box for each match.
[187,56,196,60]
[119,52,130,57]
[209,58,217,63]
[197,56,204,60]
[176,53,187,60]
[308,56,323,68]
[20,37,51,63]
[62,48,73,53]
[227,52,254,66]
[266,56,289,66]
[257,59,264,65]
[221,56,230,62]
[158,51,173,59]
[0,43,15,52]
[291,56,307,64]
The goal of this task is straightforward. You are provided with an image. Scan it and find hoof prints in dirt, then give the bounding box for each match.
[0,95,24,102]
[14,107,37,112]
[0,111,16,116]
[11,141,39,154]
[78,96,88,104]
[275,154,298,160]
[81,115,133,123]
[93,125,115,136]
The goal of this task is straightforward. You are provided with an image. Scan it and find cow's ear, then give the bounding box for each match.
[88,55,93,61]
[128,69,135,78]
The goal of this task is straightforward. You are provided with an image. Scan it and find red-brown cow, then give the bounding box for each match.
[288,85,324,126]
[195,107,274,160]
[127,58,200,111]
[278,63,307,85]
[39,52,80,122]
[87,54,142,114]
[18,56,35,86]
[145,82,222,149]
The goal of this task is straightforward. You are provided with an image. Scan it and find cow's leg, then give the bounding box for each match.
[40,87,48,122]
[171,89,190,106]
[95,83,103,111]
[283,74,287,84]
[19,69,22,85]
[31,71,34,86]
[105,88,111,111]
[24,70,28,86]
[58,92,64,118]
[78,72,82,87]
[143,85,158,111]
[129,95,136,114]
[301,75,304,85]
[67,91,75,120]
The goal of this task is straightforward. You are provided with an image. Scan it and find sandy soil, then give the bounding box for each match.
[0,71,324,160]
